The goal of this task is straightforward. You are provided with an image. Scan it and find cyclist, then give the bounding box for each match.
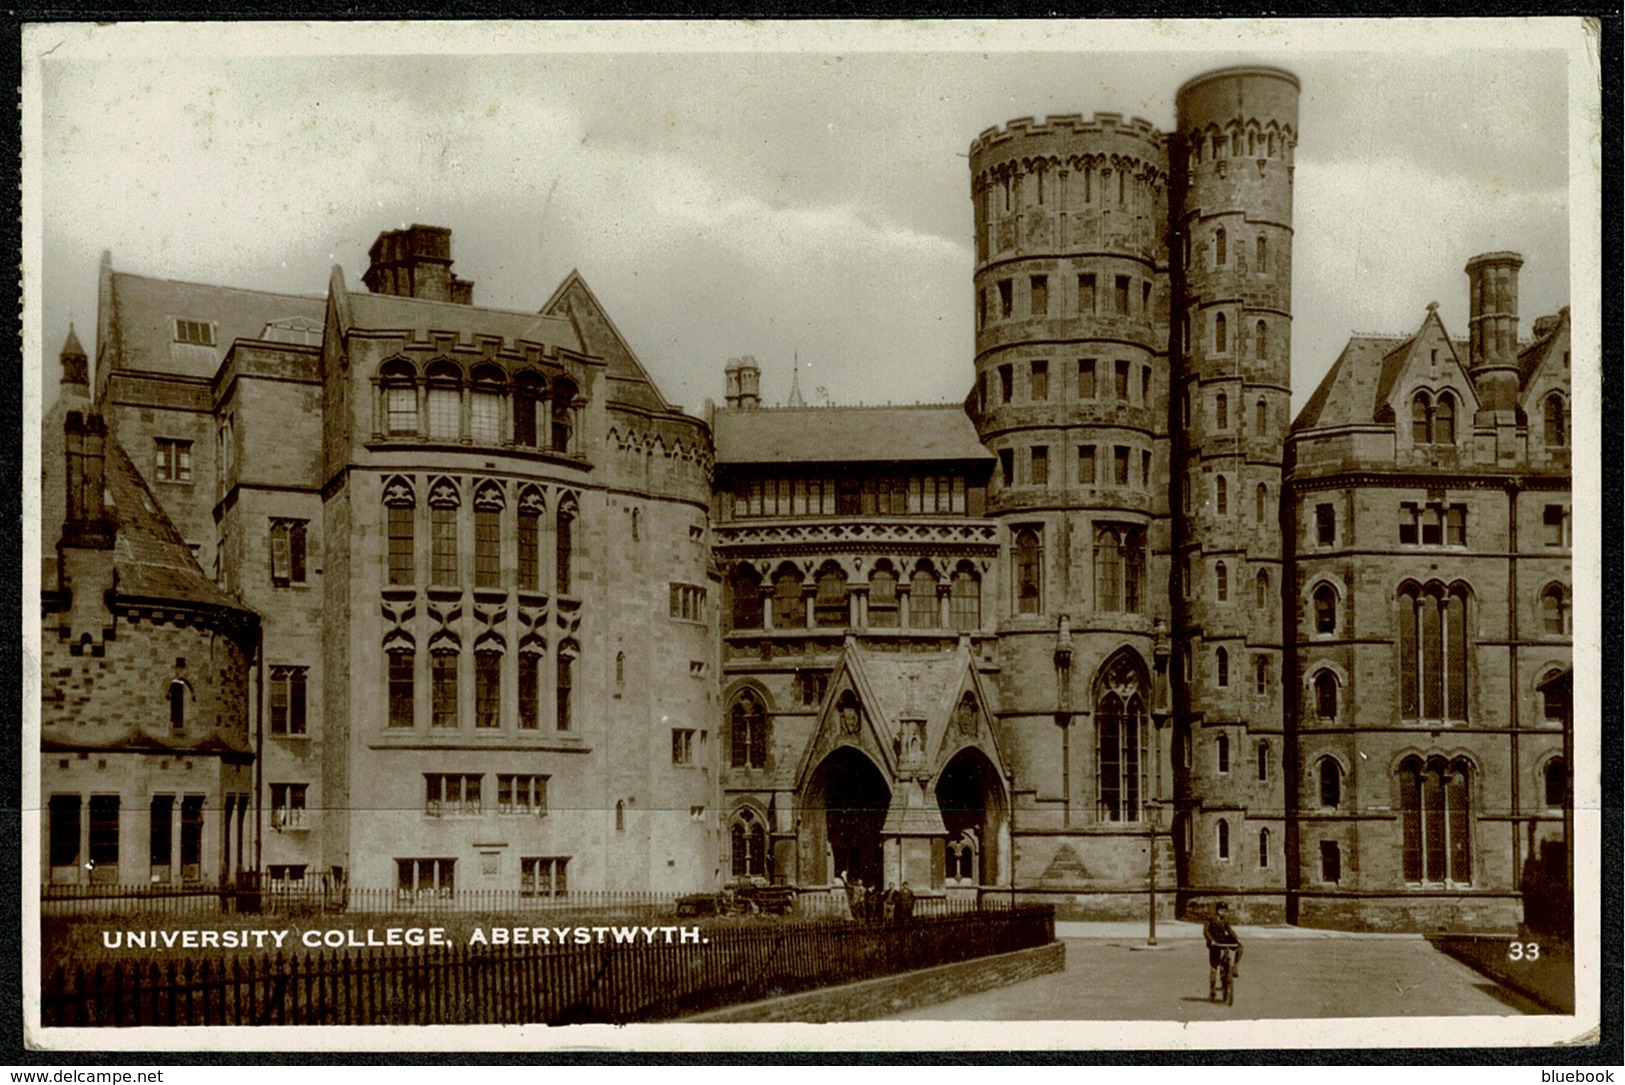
[1204,902,1243,1001]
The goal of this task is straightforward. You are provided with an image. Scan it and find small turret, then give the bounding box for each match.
[59,325,89,393]
[724,358,742,409]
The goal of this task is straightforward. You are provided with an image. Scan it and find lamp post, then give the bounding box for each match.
[1148,617,1172,948]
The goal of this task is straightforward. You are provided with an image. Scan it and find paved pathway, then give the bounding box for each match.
[893,927,1546,1021]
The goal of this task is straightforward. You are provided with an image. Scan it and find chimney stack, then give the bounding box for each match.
[1464,251,1523,411]
[363,225,475,305]
[62,410,113,550]
[735,355,761,411]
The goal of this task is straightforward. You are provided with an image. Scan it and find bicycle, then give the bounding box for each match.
[1211,944,1239,1005]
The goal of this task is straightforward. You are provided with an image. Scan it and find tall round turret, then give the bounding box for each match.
[967,113,1176,908]
[1171,67,1299,921]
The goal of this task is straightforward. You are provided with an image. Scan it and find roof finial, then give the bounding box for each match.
[1427,301,1439,312]
[787,351,806,408]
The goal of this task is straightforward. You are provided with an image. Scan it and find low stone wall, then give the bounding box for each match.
[1298,893,1522,933]
[684,941,1065,1023]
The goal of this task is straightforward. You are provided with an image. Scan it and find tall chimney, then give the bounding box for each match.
[1464,251,1523,411]
[363,225,476,305]
[736,355,761,411]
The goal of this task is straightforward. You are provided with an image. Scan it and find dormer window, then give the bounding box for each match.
[1411,390,1457,445]
[173,319,215,347]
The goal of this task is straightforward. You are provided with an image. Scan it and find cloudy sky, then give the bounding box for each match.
[25,20,1593,418]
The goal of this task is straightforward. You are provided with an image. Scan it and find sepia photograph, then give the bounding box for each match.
[19,18,1603,1053]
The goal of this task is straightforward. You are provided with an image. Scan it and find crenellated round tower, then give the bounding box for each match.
[968,113,1177,914]
[1171,66,1299,921]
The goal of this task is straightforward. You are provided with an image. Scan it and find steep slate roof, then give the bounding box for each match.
[1518,309,1569,389]
[345,288,581,355]
[540,271,671,412]
[1293,327,1478,433]
[101,439,245,611]
[714,404,993,465]
[106,272,324,379]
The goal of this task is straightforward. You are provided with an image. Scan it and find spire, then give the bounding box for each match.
[787,351,806,408]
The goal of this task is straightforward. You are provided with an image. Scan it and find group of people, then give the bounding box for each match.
[837,872,916,924]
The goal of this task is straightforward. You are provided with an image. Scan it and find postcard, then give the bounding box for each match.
[19,17,1603,1053]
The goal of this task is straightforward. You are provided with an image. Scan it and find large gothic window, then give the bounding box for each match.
[513,371,543,448]
[380,360,418,437]
[731,564,763,630]
[1313,671,1338,719]
[909,565,939,629]
[556,497,577,594]
[1093,526,1143,613]
[1435,393,1456,444]
[1412,392,1432,444]
[773,565,803,628]
[469,364,506,445]
[950,563,982,630]
[1014,528,1042,614]
[869,566,899,627]
[1397,582,1470,722]
[1095,657,1146,823]
[426,361,461,441]
[814,564,849,627]
[1541,583,1570,636]
[1318,758,1342,808]
[730,692,768,769]
[731,808,768,878]
[1399,755,1473,885]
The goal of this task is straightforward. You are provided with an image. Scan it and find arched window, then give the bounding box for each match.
[1399,756,1473,884]
[731,565,764,630]
[730,691,768,769]
[1256,741,1269,781]
[1398,583,1470,721]
[1256,235,1267,271]
[1258,827,1270,869]
[513,371,544,448]
[1096,690,1144,823]
[1216,734,1230,774]
[469,364,505,445]
[1015,528,1042,614]
[168,679,189,728]
[428,478,460,587]
[773,565,803,629]
[815,564,849,628]
[1319,759,1341,808]
[731,808,768,878]
[1215,391,1229,430]
[1314,671,1338,719]
[556,647,575,731]
[1254,655,1268,695]
[1216,817,1230,860]
[1256,568,1270,609]
[1435,392,1456,445]
[474,649,502,729]
[556,500,576,594]
[385,484,416,587]
[389,648,415,728]
[945,831,978,886]
[516,489,543,592]
[1216,647,1229,688]
[1542,670,1570,723]
[1256,398,1268,435]
[1216,475,1228,516]
[1411,392,1432,444]
[950,563,982,631]
[1545,394,1567,446]
[869,566,899,628]
[1543,758,1567,809]
[380,360,418,437]
[1095,527,1120,611]
[1255,320,1268,361]
[426,361,461,441]
[1214,227,1227,266]
[1215,561,1228,602]
[1214,312,1228,354]
[909,565,939,629]
[1541,584,1569,635]
[551,378,577,454]
[1313,584,1337,635]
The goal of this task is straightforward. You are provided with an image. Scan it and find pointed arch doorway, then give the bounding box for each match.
[802,746,891,889]
[935,746,1010,888]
